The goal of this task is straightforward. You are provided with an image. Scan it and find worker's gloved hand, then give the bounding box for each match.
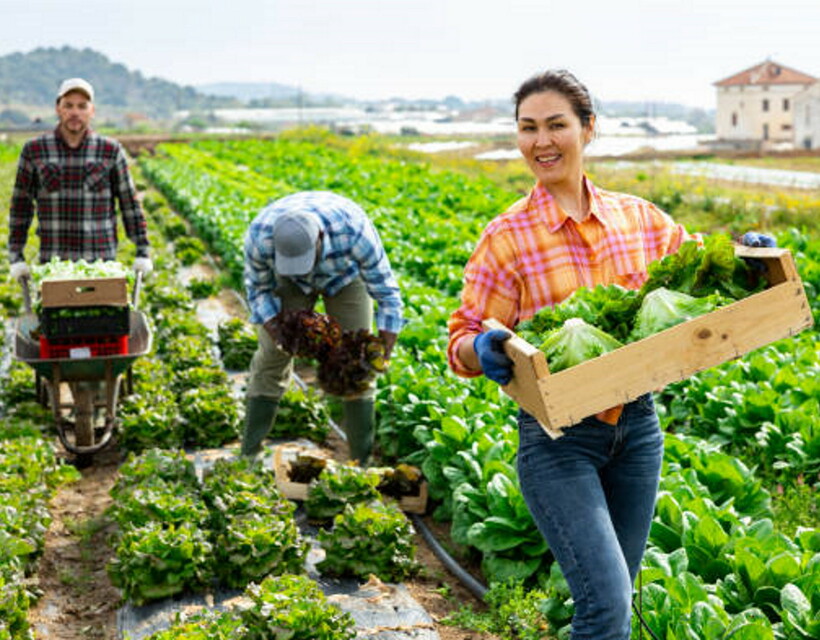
[741,232,777,248]
[473,329,514,385]
[133,257,153,276]
[740,232,776,273]
[9,261,30,281]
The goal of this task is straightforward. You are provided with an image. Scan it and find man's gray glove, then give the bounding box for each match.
[9,261,30,281]
[133,257,153,276]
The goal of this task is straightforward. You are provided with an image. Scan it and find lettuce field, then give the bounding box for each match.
[1,129,819,639]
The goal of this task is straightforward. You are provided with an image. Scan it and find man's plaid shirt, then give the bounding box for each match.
[8,129,149,263]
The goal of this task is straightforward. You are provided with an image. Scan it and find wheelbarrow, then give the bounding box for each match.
[13,272,153,459]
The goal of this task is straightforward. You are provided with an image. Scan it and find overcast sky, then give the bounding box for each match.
[3,0,820,109]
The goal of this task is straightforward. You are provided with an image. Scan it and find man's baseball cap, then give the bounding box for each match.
[57,78,95,102]
[272,210,322,276]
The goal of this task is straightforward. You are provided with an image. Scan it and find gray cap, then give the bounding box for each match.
[57,77,95,101]
[272,210,322,275]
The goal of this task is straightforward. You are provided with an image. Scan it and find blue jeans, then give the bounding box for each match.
[516,395,663,640]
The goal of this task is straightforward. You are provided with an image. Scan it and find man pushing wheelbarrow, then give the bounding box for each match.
[7,77,153,465]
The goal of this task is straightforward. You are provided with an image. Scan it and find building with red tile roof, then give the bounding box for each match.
[714,60,816,150]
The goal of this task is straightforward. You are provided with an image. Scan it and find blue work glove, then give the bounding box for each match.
[740,232,777,273]
[741,232,777,248]
[473,329,514,385]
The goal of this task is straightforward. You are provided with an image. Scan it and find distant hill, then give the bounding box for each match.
[0,46,236,118]
[197,82,347,108]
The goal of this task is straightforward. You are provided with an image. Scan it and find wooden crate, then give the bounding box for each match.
[484,246,814,439]
[272,444,428,513]
[41,277,128,308]
[273,444,332,501]
[389,479,428,515]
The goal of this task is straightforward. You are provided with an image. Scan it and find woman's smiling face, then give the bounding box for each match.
[516,90,595,190]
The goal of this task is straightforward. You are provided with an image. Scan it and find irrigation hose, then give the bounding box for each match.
[409,513,488,601]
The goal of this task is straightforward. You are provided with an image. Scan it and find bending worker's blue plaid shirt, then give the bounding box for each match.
[244,191,404,333]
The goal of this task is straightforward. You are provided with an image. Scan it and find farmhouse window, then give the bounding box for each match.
[783,98,790,111]
[781,124,792,131]
[732,112,738,127]
[762,99,770,112]
[763,123,770,140]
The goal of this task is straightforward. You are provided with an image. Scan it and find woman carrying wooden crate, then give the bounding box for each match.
[447,69,773,640]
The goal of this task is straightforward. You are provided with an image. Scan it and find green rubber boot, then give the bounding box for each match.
[342,397,375,466]
[241,396,279,458]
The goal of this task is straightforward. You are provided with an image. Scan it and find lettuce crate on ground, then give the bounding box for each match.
[273,444,428,514]
[487,246,814,438]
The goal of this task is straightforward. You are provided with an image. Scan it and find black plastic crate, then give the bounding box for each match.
[40,305,130,339]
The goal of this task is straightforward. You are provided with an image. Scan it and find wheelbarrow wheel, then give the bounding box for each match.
[72,386,95,449]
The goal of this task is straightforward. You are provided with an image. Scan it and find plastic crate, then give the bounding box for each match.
[39,334,129,359]
[41,306,130,339]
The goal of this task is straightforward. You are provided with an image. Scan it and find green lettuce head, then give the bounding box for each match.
[629,287,719,342]
[539,317,623,373]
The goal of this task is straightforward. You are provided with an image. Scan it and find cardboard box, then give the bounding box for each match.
[273,444,428,513]
[484,246,814,439]
[41,277,128,308]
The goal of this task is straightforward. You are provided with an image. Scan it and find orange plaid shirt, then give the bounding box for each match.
[448,177,695,377]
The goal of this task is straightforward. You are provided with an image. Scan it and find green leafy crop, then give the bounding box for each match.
[217,318,258,371]
[241,574,356,640]
[107,521,214,606]
[304,464,381,522]
[629,287,721,342]
[538,318,624,373]
[317,500,420,582]
[271,386,331,443]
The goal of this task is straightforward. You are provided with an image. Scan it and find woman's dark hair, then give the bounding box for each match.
[513,69,595,126]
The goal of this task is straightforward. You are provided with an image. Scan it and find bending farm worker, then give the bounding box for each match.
[7,77,151,278]
[242,191,403,465]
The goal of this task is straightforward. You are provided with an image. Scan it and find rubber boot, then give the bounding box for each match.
[241,396,279,458]
[342,397,375,466]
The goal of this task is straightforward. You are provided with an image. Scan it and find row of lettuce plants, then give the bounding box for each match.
[134,133,819,638]
[108,176,423,622]
[0,146,83,640]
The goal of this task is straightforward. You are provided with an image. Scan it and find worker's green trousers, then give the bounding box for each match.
[241,395,279,458]
[343,397,375,466]
[242,277,377,461]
